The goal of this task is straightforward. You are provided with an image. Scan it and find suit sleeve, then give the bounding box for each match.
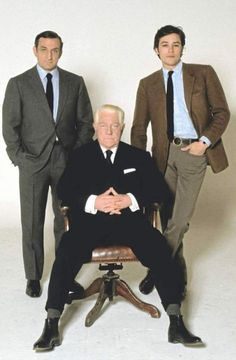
[74,77,94,148]
[201,65,230,145]
[57,150,89,212]
[2,78,24,166]
[132,151,172,208]
[130,80,150,150]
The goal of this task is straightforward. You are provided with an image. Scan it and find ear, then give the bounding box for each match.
[33,46,37,57]
[154,47,159,56]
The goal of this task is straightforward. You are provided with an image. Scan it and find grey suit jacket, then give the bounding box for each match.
[2,66,94,172]
[131,63,230,174]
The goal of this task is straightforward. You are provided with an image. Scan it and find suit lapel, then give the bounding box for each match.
[149,70,166,102]
[28,67,55,124]
[113,141,125,166]
[29,67,47,101]
[113,142,134,172]
[56,68,68,124]
[149,70,168,131]
[182,63,195,114]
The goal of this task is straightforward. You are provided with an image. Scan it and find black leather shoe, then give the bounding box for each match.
[26,280,42,297]
[69,280,85,297]
[33,318,61,351]
[139,270,155,295]
[168,315,202,345]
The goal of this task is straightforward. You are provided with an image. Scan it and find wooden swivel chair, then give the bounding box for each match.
[61,204,160,327]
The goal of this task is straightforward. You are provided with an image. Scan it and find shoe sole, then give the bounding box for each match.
[26,292,42,298]
[169,339,203,346]
[34,340,61,352]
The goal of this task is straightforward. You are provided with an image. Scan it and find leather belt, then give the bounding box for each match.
[172,137,198,146]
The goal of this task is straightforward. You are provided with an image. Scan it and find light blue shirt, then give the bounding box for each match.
[36,64,59,122]
[163,62,210,145]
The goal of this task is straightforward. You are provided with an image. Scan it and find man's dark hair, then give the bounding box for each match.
[153,25,185,49]
[34,30,63,51]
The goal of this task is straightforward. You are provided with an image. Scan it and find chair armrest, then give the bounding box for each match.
[61,206,70,231]
[61,206,69,216]
[143,202,160,228]
[60,203,160,231]
[149,202,161,211]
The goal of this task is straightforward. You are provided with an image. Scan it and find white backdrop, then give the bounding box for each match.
[1,0,236,227]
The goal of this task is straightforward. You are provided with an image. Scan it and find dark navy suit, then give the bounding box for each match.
[46,140,182,313]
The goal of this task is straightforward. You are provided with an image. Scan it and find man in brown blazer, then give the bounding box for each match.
[2,31,94,298]
[131,25,230,296]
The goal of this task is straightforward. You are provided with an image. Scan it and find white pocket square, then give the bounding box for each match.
[123,168,136,174]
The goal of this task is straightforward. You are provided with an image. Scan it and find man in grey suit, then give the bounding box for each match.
[2,30,94,297]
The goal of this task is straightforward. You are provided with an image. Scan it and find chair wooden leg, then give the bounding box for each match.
[116,279,161,318]
[84,273,119,326]
[85,282,108,327]
[66,278,103,304]
[67,270,160,327]
[84,278,104,298]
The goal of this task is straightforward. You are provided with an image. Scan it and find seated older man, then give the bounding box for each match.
[34,104,202,351]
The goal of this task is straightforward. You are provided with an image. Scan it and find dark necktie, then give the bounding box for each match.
[46,73,53,114]
[166,70,174,141]
[105,150,113,165]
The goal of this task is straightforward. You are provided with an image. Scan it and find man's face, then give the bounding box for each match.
[94,110,124,149]
[33,37,62,71]
[155,33,183,69]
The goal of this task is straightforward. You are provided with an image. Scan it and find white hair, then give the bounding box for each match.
[94,104,125,125]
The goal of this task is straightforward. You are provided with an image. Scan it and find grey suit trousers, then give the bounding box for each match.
[161,143,207,269]
[19,144,67,280]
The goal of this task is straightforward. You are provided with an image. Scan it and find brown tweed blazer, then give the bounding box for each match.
[131,63,230,174]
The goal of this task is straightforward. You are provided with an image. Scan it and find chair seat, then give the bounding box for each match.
[91,246,137,263]
[62,204,161,326]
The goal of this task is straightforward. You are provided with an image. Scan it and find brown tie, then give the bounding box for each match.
[166,70,174,141]
[105,150,113,165]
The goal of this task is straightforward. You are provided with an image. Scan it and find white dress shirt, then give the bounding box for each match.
[85,145,139,214]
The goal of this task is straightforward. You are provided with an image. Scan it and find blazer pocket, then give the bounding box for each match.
[123,168,136,174]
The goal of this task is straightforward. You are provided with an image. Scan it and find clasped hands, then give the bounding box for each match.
[95,187,131,215]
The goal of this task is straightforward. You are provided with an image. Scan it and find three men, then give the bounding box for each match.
[2,31,94,297]
[131,25,230,295]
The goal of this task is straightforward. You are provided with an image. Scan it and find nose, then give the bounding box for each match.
[168,45,175,53]
[47,50,53,60]
[106,125,113,134]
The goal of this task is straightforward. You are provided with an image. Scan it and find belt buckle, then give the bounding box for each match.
[173,137,182,146]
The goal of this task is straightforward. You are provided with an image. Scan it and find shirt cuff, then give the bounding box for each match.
[85,195,97,214]
[199,136,211,147]
[127,193,140,212]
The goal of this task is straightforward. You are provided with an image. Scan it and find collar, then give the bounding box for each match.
[36,64,59,81]
[162,61,183,78]
[100,145,118,157]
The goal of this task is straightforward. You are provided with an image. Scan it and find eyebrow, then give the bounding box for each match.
[39,46,60,50]
[160,40,181,45]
